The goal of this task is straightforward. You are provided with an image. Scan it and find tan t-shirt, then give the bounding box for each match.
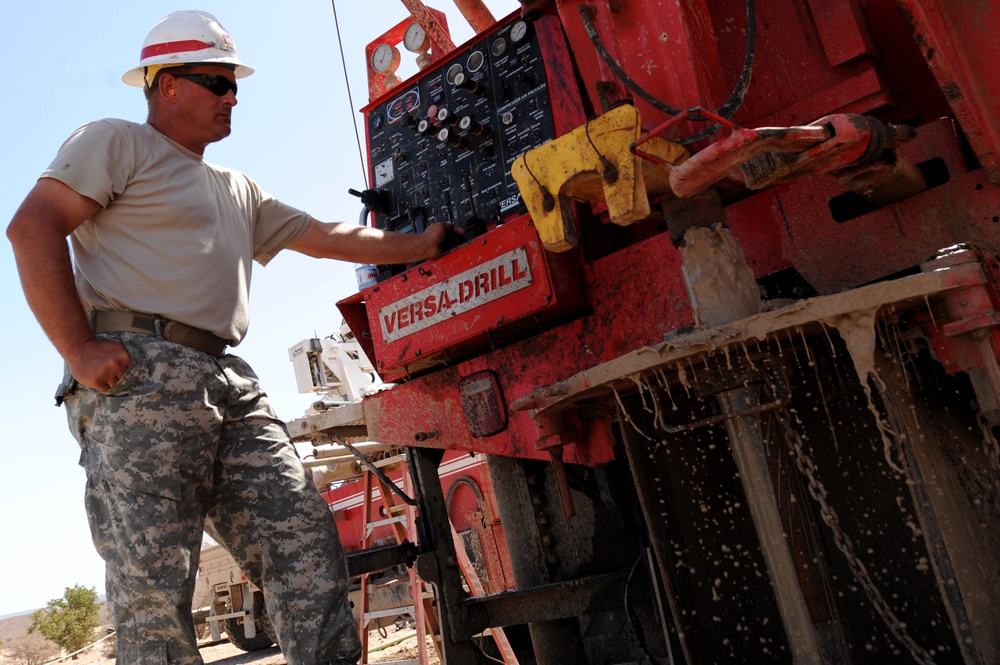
[41,119,312,345]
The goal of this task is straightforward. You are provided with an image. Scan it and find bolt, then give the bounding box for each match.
[415,350,422,356]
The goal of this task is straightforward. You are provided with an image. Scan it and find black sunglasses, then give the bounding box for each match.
[171,73,238,97]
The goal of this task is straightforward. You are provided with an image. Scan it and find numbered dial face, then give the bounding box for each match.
[466,50,485,73]
[371,43,400,73]
[510,19,530,44]
[446,63,464,85]
[403,22,430,52]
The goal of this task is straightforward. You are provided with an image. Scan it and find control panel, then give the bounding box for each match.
[362,15,559,281]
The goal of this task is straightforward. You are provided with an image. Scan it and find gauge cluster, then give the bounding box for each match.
[363,17,558,281]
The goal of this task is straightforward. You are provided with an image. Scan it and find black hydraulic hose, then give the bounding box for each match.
[339,440,418,506]
[579,0,757,145]
[623,552,660,663]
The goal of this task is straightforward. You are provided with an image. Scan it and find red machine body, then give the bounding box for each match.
[333,1,1000,663]
[342,0,1000,461]
[323,451,514,593]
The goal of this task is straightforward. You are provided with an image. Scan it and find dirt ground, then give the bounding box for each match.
[60,624,440,665]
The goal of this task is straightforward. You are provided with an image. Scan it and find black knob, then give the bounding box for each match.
[453,71,487,96]
[459,115,491,137]
[416,119,436,136]
[436,107,459,126]
[436,127,472,150]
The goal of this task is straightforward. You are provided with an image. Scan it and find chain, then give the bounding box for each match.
[773,410,935,665]
[976,413,1000,511]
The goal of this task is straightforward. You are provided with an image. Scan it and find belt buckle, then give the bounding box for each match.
[150,315,166,336]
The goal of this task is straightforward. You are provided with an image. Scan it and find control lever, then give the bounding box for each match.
[348,187,392,217]
[441,224,466,252]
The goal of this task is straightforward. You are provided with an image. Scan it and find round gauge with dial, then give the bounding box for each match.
[466,50,485,73]
[369,112,384,130]
[403,22,430,53]
[371,43,400,74]
[446,63,464,85]
[491,37,507,56]
[510,19,530,44]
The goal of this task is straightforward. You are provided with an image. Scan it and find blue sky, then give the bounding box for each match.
[0,0,517,617]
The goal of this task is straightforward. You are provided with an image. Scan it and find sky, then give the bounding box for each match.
[0,0,518,617]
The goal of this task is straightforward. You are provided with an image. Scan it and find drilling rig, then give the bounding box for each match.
[302,1,1000,662]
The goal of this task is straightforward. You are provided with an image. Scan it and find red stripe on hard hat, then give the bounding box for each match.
[141,39,214,60]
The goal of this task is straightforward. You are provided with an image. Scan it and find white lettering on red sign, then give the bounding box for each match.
[379,247,533,343]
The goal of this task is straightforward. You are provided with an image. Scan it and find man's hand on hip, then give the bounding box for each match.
[68,338,133,392]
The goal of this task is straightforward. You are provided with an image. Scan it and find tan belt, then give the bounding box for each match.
[91,310,229,358]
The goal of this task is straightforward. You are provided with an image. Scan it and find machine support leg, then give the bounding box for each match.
[718,388,825,665]
[485,455,589,665]
[875,354,998,664]
[409,447,481,665]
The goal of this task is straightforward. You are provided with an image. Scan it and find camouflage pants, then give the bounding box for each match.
[61,332,361,665]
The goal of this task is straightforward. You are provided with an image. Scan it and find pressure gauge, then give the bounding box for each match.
[466,50,485,73]
[510,19,530,44]
[403,22,430,53]
[371,43,400,74]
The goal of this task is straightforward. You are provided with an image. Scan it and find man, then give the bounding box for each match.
[6,11,451,665]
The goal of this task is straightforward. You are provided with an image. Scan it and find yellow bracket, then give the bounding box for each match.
[512,104,688,252]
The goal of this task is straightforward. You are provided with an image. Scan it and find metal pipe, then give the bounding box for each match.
[453,0,496,33]
[313,441,394,460]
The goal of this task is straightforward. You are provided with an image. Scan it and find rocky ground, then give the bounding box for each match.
[2,623,440,665]
[0,626,441,665]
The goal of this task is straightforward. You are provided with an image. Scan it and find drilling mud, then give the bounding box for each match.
[517,244,1000,662]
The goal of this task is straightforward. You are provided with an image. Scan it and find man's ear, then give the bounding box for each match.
[160,73,177,99]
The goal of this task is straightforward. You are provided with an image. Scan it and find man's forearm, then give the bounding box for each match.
[8,222,94,364]
[290,219,452,264]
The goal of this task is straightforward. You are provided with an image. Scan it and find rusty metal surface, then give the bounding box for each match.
[451,0,496,34]
[285,401,366,441]
[362,217,587,380]
[398,0,457,53]
[897,0,1000,182]
[344,542,418,578]
[409,449,481,663]
[525,261,988,417]
[666,121,832,197]
[739,118,1000,293]
[364,7,453,102]
[339,0,1000,659]
[464,571,625,630]
[363,230,693,462]
[876,351,1000,663]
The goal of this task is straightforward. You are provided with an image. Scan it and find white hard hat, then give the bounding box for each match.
[122,10,254,88]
